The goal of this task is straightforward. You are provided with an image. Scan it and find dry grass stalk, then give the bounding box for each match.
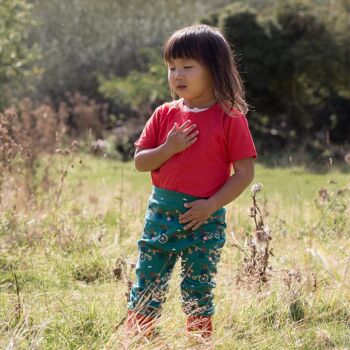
[12,271,22,322]
[235,183,273,287]
[54,140,80,209]
[0,97,95,212]
[113,257,135,298]
[0,100,67,209]
[67,92,108,138]
[246,183,272,282]
[113,258,135,332]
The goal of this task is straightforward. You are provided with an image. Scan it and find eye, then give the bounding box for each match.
[184,66,193,69]
[168,67,175,71]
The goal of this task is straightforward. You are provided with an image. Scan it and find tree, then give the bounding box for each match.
[203,1,350,147]
[0,0,41,110]
[98,49,170,121]
[29,0,233,102]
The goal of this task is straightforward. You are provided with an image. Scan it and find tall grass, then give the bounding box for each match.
[0,154,349,349]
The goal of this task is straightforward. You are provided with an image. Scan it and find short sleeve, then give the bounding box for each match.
[225,111,257,164]
[134,108,161,149]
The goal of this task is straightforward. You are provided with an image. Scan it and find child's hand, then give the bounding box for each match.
[178,199,214,231]
[164,120,198,155]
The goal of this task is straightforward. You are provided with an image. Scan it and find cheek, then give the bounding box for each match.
[168,72,175,84]
[200,74,213,89]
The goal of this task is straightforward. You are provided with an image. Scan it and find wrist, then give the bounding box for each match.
[162,142,176,157]
[207,197,219,213]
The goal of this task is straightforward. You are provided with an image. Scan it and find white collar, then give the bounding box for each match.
[182,104,209,113]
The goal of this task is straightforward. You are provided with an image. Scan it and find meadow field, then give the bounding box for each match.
[1,155,349,349]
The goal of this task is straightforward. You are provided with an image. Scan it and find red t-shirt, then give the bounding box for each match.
[134,99,257,197]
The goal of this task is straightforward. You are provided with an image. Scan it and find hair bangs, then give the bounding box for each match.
[163,32,202,63]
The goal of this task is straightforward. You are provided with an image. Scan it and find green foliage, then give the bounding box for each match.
[0,0,41,109]
[97,0,350,156]
[98,49,170,118]
[1,0,349,156]
[29,0,233,100]
[289,298,305,321]
[203,0,350,147]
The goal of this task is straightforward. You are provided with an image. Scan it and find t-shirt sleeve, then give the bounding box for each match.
[134,108,161,149]
[226,111,257,164]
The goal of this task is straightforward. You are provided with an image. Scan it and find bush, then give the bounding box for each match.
[0,0,41,110]
[203,1,350,147]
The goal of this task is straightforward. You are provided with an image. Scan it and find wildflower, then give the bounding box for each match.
[250,183,263,195]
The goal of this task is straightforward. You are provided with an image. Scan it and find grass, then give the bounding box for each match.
[0,154,349,349]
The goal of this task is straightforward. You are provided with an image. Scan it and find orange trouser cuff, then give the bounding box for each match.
[186,315,213,338]
[126,310,156,336]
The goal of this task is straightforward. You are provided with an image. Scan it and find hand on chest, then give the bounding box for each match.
[163,115,226,160]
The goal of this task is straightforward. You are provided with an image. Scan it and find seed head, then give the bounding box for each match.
[251,183,263,195]
[318,188,329,202]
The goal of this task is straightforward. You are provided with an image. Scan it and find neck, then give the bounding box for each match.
[183,97,216,109]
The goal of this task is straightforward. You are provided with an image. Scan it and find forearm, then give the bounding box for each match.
[134,143,175,172]
[207,167,254,212]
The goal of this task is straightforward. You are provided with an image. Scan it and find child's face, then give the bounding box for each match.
[167,58,215,108]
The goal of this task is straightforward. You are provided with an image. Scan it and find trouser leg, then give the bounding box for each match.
[127,241,178,319]
[126,186,226,339]
[180,225,226,338]
[180,227,225,317]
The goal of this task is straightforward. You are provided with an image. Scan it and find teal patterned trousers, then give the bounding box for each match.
[127,186,226,318]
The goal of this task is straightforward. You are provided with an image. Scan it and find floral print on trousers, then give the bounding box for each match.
[127,186,226,318]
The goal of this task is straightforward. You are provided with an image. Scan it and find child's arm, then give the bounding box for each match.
[179,157,254,230]
[134,120,198,172]
[207,157,254,211]
[134,144,175,172]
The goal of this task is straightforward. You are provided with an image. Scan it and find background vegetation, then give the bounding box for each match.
[0,154,349,349]
[1,0,349,163]
[1,1,350,349]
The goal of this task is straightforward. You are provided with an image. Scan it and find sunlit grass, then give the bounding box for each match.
[0,154,349,349]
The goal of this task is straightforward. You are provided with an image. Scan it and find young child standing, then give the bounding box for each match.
[126,24,257,340]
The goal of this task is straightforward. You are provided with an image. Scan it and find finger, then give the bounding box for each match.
[184,219,199,230]
[183,124,197,135]
[184,131,199,142]
[179,212,194,223]
[169,122,178,133]
[178,120,192,131]
[184,137,197,147]
[191,221,203,231]
[184,201,196,208]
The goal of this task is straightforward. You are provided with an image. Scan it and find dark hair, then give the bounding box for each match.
[163,24,248,114]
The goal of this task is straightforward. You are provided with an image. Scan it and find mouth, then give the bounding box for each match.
[176,85,187,90]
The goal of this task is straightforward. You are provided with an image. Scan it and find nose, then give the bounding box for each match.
[173,68,184,79]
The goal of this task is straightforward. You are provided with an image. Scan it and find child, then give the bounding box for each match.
[126,24,257,340]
